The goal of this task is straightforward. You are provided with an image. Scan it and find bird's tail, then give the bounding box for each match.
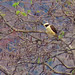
[54,34,58,37]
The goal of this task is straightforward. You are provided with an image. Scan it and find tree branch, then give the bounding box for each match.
[56,57,75,69]
[0,65,11,75]
[44,63,72,75]
[0,15,45,33]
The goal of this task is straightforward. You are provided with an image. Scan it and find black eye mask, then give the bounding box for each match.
[45,24,49,27]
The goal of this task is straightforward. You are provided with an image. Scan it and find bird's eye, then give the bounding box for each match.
[45,24,49,27]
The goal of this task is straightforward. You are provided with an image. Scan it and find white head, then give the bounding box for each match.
[43,23,50,27]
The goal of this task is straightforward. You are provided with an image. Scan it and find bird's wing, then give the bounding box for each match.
[50,25,57,34]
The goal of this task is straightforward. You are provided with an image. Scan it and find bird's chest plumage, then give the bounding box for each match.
[46,26,55,37]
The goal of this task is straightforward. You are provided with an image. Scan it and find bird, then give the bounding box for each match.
[43,22,58,38]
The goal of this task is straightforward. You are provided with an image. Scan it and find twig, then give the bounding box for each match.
[0,15,45,33]
[0,65,11,75]
[56,57,75,69]
[44,63,72,75]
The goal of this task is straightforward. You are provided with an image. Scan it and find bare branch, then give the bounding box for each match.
[44,63,72,75]
[56,57,75,69]
[0,65,11,75]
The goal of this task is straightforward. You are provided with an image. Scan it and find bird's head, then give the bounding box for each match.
[43,23,49,27]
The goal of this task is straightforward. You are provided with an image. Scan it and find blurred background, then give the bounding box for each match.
[0,0,75,75]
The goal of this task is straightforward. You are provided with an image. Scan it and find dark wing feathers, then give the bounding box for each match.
[50,25,57,34]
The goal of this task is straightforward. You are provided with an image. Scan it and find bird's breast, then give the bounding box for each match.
[46,26,56,36]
